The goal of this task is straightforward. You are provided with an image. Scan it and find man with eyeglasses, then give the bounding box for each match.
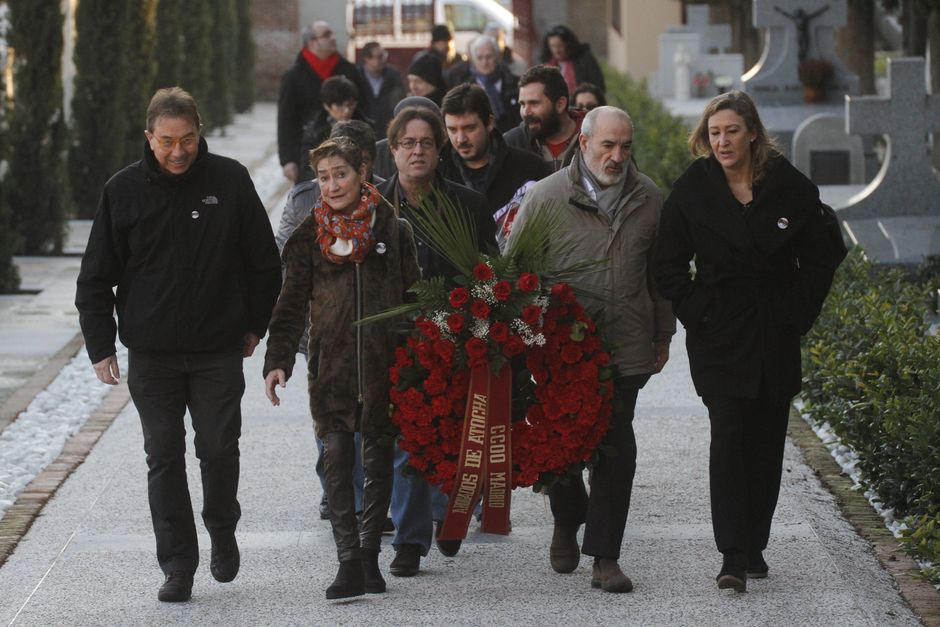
[278,20,367,183]
[75,87,282,603]
[377,106,496,576]
[357,41,404,140]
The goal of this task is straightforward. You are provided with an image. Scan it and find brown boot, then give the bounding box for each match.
[549,524,580,573]
[591,558,634,593]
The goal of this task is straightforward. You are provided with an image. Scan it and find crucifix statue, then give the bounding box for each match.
[774,4,830,63]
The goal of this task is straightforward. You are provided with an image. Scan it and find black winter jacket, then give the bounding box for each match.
[359,64,406,139]
[277,52,368,167]
[377,172,496,280]
[75,139,283,363]
[437,129,550,217]
[653,156,847,401]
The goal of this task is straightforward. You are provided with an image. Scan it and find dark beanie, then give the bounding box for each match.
[393,96,442,117]
[431,24,452,43]
[407,53,445,91]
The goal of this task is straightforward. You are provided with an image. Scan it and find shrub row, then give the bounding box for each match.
[801,249,940,583]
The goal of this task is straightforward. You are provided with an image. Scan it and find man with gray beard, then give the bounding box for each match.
[506,106,675,593]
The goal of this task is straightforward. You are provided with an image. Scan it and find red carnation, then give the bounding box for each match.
[520,304,542,325]
[502,335,526,357]
[465,337,489,366]
[446,313,465,334]
[493,280,512,301]
[473,262,494,281]
[562,343,583,364]
[470,299,491,319]
[551,282,576,303]
[489,321,510,343]
[417,317,440,340]
[517,272,539,292]
[449,287,470,308]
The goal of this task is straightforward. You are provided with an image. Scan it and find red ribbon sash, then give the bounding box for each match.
[438,363,512,541]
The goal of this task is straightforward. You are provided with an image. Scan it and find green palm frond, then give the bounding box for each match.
[405,188,481,276]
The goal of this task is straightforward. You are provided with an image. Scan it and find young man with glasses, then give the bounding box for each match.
[76,87,282,603]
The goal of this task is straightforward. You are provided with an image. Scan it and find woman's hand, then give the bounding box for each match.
[265,369,287,406]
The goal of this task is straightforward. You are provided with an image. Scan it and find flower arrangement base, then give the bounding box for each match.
[437,363,512,541]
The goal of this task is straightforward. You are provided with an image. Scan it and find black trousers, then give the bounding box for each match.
[127,349,244,576]
[702,388,791,557]
[549,374,649,560]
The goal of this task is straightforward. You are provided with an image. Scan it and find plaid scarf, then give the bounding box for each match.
[313,182,379,264]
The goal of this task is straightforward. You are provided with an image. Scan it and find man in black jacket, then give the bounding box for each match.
[438,83,549,234]
[277,20,368,183]
[75,88,282,603]
[358,41,405,140]
[377,106,495,577]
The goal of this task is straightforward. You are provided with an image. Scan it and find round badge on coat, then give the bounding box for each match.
[191,210,200,219]
[776,217,789,229]
[375,242,387,254]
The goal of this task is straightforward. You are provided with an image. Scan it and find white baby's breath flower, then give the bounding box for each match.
[430,310,456,342]
[471,317,490,339]
[471,281,497,304]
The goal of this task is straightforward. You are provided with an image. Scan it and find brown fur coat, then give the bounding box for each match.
[263,203,420,436]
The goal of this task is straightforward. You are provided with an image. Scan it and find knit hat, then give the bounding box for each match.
[431,24,452,43]
[407,53,446,91]
[393,95,442,117]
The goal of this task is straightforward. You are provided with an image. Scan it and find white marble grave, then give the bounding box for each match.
[743,0,858,105]
[792,113,864,185]
[839,57,940,263]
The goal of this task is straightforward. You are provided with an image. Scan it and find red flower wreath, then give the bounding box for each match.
[389,263,615,494]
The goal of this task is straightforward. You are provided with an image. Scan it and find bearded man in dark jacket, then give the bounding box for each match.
[75,88,282,604]
[278,20,368,183]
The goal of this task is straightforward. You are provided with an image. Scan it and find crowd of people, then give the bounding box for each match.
[73,18,846,606]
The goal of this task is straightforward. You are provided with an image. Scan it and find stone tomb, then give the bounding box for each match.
[838,57,940,264]
[743,0,858,105]
[655,5,744,100]
[792,113,864,185]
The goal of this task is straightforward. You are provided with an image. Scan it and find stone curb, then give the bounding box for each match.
[0,381,131,569]
[788,407,940,627]
[0,333,85,437]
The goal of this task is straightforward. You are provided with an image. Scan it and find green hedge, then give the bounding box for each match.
[602,66,693,192]
[801,249,940,583]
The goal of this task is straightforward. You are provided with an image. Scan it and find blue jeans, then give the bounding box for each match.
[315,433,364,513]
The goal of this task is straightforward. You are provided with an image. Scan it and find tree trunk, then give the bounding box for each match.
[903,0,928,55]
[840,0,876,94]
[725,0,761,70]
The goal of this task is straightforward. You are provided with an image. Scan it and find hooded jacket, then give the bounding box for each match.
[508,148,675,376]
[76,138,282,363]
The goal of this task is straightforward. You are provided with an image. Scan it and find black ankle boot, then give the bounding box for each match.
[325,559,365,599]
[361,548,386,593]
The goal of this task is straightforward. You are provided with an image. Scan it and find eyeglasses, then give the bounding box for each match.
[396,138,436,151]
[149,133,198,151]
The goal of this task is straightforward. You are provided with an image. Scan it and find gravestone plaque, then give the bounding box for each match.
[792,112,864,184]
[810,151,850,185]
[743,0,858,105]
[839,57,940,263]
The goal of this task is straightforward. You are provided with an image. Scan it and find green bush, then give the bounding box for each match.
[152,0,183,92]
[121,0,157,165]
[802,249,940,583]
[0,30,20,291]
[601,66,693,192]
[7,0,70,251]
[234,0,256,113]
[179,3,213,129]
[206,0,237,131]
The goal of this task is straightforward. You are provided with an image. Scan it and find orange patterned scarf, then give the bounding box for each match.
[313,182,380,264]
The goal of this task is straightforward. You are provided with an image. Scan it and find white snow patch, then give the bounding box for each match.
[0,346,127,518]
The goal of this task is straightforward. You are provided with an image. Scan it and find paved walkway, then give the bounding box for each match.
[0,103,924,626]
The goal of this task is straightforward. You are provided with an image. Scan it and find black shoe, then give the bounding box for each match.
[389,544,421,577]
[747,551,768,579]
[158,571,193,602]
[325,559,365,599]
[319,495,330,520]
[382,517,395,535]
[361,548,386,593]
[210,534,240,583]
[717,553,747,593]
[435,521,462,557]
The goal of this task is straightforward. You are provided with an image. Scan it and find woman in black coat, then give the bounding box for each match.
[653,91,846,593]
[540,25,605,96]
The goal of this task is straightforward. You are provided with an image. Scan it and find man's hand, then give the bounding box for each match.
[282,162,298,183]
[653,340,670,373]
[243,332,260,358]
[93,354,121,385]
[265,369,287,406]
